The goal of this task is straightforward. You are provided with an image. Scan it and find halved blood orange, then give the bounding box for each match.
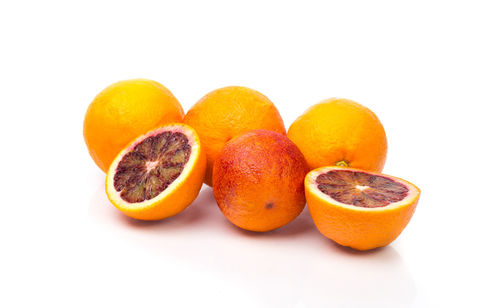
[105,123,206,220]
[305,166,420,250]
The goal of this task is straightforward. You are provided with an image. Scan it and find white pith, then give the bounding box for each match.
[105,123,200,210]
[355,185,369,191]
[306,166,420,212]
[145,160,159,172]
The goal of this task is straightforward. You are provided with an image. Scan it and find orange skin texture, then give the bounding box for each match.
[184,86,286,186]
[213,130,309,232]
[105,124,206,221]
[84,79,184,172]
[287,98,387,172]
[305,167,420,251]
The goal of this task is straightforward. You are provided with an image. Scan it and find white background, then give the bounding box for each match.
[1,1,499,307]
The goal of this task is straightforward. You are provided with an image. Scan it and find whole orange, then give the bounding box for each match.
[84,79,184,172]
[287,98,387,172]
[183,86,285,186]
[213,130,309,232]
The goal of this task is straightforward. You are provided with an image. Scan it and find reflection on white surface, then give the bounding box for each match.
[89,186,415,308]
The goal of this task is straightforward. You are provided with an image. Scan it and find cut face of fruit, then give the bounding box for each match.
[305,167,420,251]
[315,170,409,208]
[106,124,206,221]
[113,132,191,203]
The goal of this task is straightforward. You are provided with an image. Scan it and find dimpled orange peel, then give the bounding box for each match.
[288,98,387,172]
[184,86,286,186]
[84,79,184,172]
[213,130,309,232]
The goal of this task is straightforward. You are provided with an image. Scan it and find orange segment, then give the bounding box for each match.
[305,166,420,250]
[184,86,286,186]
[105,123,206,221]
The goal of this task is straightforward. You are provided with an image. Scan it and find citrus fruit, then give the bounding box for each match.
[305,166,420,250]
[84,79,184,172]
[213,130,309,232]
[287,98,387,172]
[184,86,286,186]
[105,123,206,221]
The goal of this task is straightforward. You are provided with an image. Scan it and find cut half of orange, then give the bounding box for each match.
[105,123,206,221]
[305,166,420,250]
